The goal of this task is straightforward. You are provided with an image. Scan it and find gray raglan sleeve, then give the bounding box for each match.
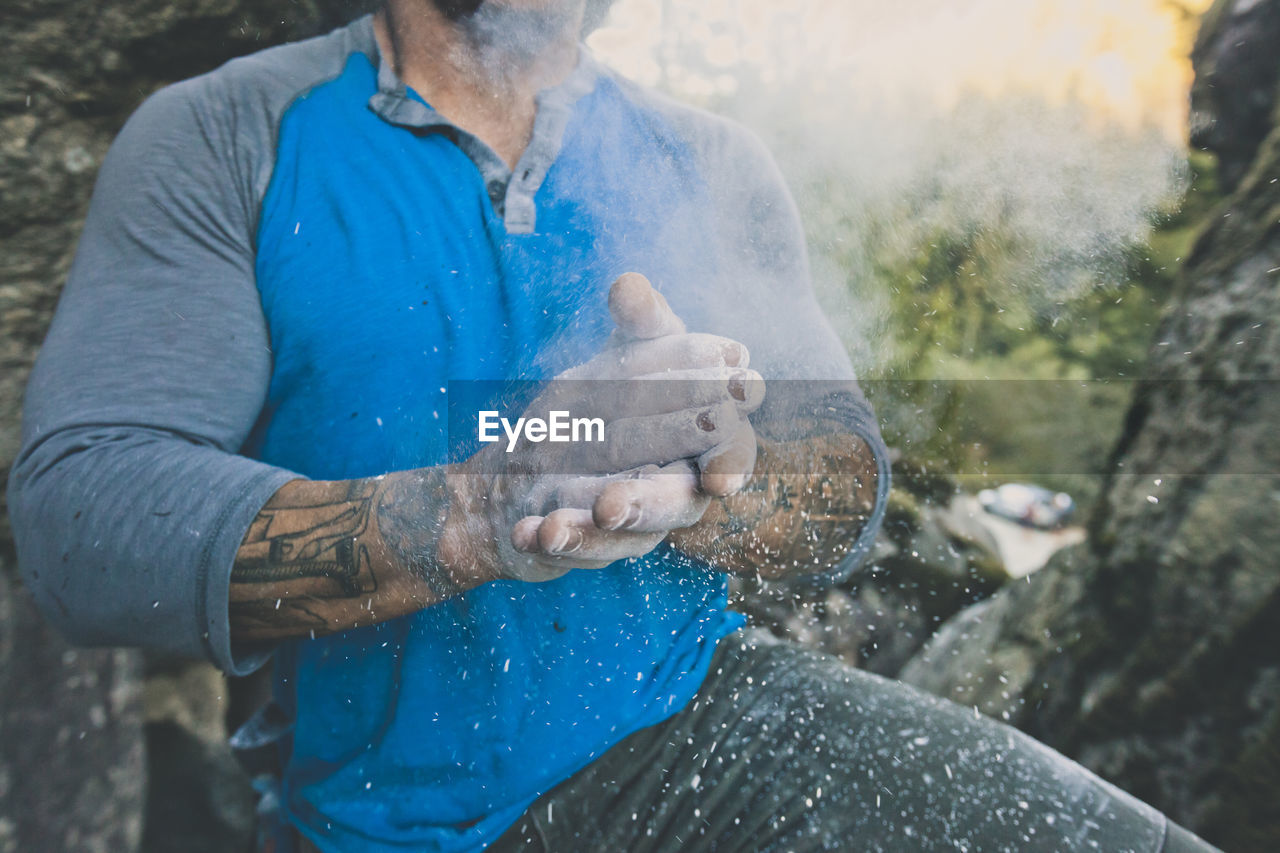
[696,119,892,580]
[6,77,300,675]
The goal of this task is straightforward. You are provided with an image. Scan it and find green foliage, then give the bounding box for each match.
[853,150,1220,511]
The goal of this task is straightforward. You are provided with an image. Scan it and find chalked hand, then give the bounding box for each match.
[602,272,761,497]
[504,273,763,573]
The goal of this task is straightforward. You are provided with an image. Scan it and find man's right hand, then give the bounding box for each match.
[456,273,764,582]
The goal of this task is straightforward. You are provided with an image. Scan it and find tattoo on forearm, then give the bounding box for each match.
[230,469,468,640]
[375,469,461,600]
[671,421,879,579]
[231,481,381,635]
[228,598,329,633]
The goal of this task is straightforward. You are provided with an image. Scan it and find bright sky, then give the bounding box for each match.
[588,0,1212,141]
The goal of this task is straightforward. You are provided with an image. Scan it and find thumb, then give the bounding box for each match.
[608,272,686,341]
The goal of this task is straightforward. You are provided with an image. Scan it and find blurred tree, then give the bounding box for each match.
[902,2,1280,849]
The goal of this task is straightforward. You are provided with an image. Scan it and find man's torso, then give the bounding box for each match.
[225,16,777,852]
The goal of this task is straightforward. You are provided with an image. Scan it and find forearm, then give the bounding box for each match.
[671,422,882,580]
[230,467,499,641]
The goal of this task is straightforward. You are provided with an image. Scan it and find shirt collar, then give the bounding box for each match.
[358,14,602,134]
[351,14,601,233]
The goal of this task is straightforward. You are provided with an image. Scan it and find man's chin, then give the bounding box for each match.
[445,0,582,83]
[432,0,484,21]
[431,0,585,22]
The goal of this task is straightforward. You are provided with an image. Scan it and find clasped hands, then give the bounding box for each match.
[459,273,764,582]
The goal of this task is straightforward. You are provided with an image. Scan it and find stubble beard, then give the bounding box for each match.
[431,0,581,90]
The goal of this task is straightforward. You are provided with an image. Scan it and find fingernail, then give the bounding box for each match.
[722,342,744,366]
[703,470,748,496]
[727,370,748,402]
[619,501,643,530]
[697,409,717,431]
[548,528,582,554]
[639,287,659,326]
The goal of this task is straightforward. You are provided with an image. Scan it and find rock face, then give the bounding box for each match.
[1189,0,1280,193]
[901,2,1280,849]
[0,2,364,851]
[0,600,144,853]
[139,657,257,853]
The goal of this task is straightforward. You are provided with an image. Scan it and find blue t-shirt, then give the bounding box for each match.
[250,47,760,853]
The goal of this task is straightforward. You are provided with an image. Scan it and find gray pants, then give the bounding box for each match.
[486,629,1217,853]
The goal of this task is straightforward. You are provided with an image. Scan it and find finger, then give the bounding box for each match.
[528,508,667,564]
[549,465,661,511]
[563,333,748,380]
[511,515,545,552]
[608,272,686,340]
[507,521,592,580]
[623,367,765,417]
[588,400,743,473]
[593,460,710,533]
[698,422,758,497]
[511,516,615,570]
[541,367,765,426]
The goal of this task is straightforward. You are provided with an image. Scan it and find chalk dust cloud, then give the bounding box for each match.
[587,0,1210,376]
